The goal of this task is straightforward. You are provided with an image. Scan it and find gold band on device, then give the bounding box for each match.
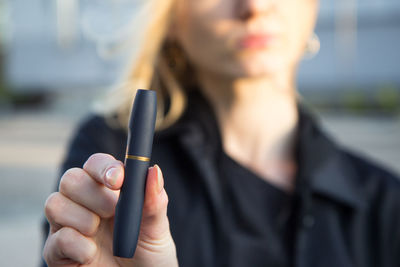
[125,155,150,162]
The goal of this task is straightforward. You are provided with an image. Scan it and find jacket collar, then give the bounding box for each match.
[295,107,366,209]
[158,89,366,210]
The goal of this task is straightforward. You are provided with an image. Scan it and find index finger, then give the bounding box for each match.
[83,153,124,190]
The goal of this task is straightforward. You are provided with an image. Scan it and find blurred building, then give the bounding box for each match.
[2,0,400,94]
[2,0,132,91]
[299,0,400,93]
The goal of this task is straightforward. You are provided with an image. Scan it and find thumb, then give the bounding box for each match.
[140,165,171,241]
[116,165,178,267]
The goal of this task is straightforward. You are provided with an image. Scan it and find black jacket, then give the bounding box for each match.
[43,90,400,267]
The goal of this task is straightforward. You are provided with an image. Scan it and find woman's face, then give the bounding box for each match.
[172,0,319,78]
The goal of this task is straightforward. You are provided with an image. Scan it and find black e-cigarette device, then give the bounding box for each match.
[113,89,157,258]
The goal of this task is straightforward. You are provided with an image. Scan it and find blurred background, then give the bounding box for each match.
[0,0,399,266]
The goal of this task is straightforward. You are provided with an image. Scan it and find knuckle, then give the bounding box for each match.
[84,214,101,236]
[55,227,97,264]
[55,227,76,251]
[101,207,115,219]
[79,248,97,265]
[100,194,118,218]
[158,195,169,211]
[93,198,114,219]
[42,236,53,263]
[80,255,93,265]
[59,168,86,194]
[44,192,64,221]
[81,244,97,265]
[84,153,114,169]
[143,199,154,212]
[84,154,100,168]
[144,190,169,214]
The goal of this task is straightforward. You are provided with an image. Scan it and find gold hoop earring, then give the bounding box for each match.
[304,32,320,60]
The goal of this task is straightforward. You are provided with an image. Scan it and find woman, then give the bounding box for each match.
[42,0,400,266]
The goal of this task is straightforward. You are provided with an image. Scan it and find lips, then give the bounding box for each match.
[238,33,277,49]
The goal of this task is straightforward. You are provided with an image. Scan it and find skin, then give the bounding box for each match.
[44,155,177,267]
[43,0,318,266]
[173,0,318,191]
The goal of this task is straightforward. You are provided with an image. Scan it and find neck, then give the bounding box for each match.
[196,69,299,191]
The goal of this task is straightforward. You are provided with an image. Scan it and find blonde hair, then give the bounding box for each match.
[93,0,190,131]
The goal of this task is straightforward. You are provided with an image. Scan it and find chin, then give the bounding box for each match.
[202,51,291,79]
[234,55,288,78]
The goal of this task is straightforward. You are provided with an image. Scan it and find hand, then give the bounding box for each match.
[43,153,178,267]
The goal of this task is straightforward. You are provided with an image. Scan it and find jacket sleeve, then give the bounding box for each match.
[394,188,400,267]
[381,171,400,267]
[40,115,126,267]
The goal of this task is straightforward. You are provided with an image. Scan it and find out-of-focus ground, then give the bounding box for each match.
[0,91,399,267]
[0,89,98,267]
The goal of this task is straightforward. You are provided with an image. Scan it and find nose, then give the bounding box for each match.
[237,0,276,20]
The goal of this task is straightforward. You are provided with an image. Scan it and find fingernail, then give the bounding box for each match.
[105,167,119,186]
[155,164,164,193]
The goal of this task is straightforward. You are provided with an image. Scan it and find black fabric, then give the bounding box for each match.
[219,150,294,267]
[41,89,400,267]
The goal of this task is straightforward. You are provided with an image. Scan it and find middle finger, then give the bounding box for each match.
[45,192,100,236]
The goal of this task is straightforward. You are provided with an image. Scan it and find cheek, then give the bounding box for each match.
[178,16,238,75]
[284,0,319,61]
[174,0,242,75]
